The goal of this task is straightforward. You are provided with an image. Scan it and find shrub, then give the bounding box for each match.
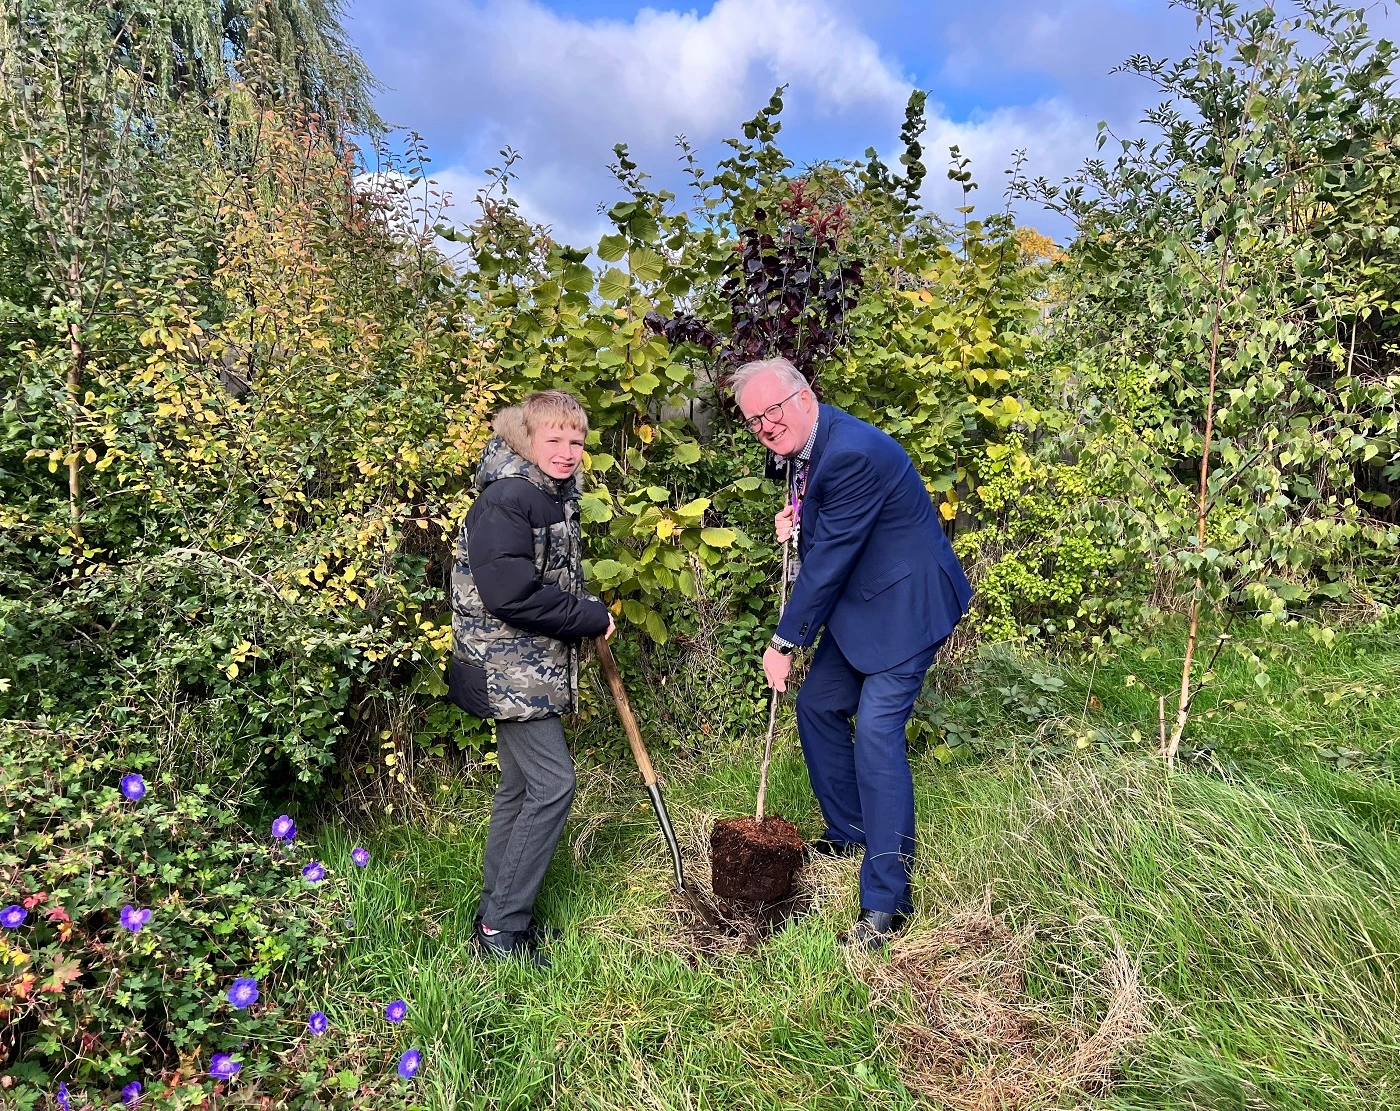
[0,726,407,1109]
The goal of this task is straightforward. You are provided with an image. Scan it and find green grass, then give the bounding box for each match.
[325,621,1400,1110]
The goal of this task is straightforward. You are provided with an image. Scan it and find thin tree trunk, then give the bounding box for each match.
[1164,242,1232,761]
[66,304,85,546]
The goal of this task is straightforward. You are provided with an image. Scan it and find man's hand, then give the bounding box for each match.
[763,645,792,692]
[605,613,616,640]
[775,504,796,545]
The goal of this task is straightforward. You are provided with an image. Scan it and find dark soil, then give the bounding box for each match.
[675,885,811,957]
[710,815,804,904]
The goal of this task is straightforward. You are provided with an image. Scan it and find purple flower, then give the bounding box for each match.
[226,977,259,1009]
[57,1083,71,1111]
[271,814,296,842]
[301,861,325,884]
[122,1081,142,1105]
[209,1053,241,1079]
[120,905,152,933]
[120,773,146,801]
[397,1049,422,1080]
[351,847,370,868]
[308,1010,329,1035]
[0,905,26,929]
[384,999,407,1024]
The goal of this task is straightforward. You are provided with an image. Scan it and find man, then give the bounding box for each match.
[732,357,973,949]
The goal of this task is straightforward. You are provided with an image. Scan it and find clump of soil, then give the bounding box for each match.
[855,908,1147,1111]
[710,816,804,904]
[673,885,810,958]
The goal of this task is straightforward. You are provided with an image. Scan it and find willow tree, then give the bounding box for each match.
[0,0,378,548]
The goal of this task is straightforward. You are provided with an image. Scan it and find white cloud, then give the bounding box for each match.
[479,0,910,142]
[354,0,915,244]
[352,0,1138,243]
[917,99,1099,234]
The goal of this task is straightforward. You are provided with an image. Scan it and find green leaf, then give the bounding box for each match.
[700,527,736,548]
[597,267,631,301]
[676,497,710,521]
[628,213,660,244]
[562,263,594,292]
[678,568,698,598]
[645,486,669,502]
[580,493,614,524]
[629,246,664,282]
[623,598,648,624]
[644,608,668,644]
[673,441,701,465]
[597,234,628,262]
[590,559,625,582]
[631,372,660,395]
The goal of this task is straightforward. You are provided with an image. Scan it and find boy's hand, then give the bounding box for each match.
[605,613,616,640]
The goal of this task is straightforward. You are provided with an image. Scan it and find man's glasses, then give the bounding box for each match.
[742,388,803,434]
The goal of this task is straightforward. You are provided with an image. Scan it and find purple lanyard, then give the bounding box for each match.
[790,459,809,525]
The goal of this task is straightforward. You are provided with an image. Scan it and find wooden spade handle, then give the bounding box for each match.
[594,634,658,786]
[755,473,794,822]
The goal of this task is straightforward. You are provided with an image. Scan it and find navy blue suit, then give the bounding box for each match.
[777,405,972,914]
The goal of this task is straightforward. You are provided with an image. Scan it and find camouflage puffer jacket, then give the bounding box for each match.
[449,436,610,721]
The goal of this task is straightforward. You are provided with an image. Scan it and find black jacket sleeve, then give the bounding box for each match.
[467,485,610,640]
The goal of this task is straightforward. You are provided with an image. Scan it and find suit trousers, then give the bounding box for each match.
[479,715,576,933]
[794,634,942,915]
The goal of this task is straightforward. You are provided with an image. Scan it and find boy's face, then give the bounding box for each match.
[532,422,586,480]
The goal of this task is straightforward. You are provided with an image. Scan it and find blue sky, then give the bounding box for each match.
[344,0,1396,244]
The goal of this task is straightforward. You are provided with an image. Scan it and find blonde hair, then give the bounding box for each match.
[493,389,589,462]
[728,357,810,407]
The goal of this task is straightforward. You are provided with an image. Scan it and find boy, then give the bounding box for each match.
[450,389,614,965]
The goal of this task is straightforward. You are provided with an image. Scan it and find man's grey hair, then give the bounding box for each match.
[728,357,811,408]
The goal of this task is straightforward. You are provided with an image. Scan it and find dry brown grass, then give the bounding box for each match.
[853,905,1147,1111]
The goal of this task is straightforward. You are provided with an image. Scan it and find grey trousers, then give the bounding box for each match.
[479,715,576,933]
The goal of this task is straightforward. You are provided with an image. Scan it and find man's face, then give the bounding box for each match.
[531,422,586,480]
[738,371,816,458]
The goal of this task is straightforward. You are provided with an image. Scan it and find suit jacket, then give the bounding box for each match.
[774,404,973,673]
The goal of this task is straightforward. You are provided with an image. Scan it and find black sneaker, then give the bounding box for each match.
[473,920,549,968]
[524,918,563,947]
[840,908,908,951]
[803,838,863,862]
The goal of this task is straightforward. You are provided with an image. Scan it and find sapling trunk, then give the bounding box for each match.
[1165,241,1231,761]
[66,320,84,546]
